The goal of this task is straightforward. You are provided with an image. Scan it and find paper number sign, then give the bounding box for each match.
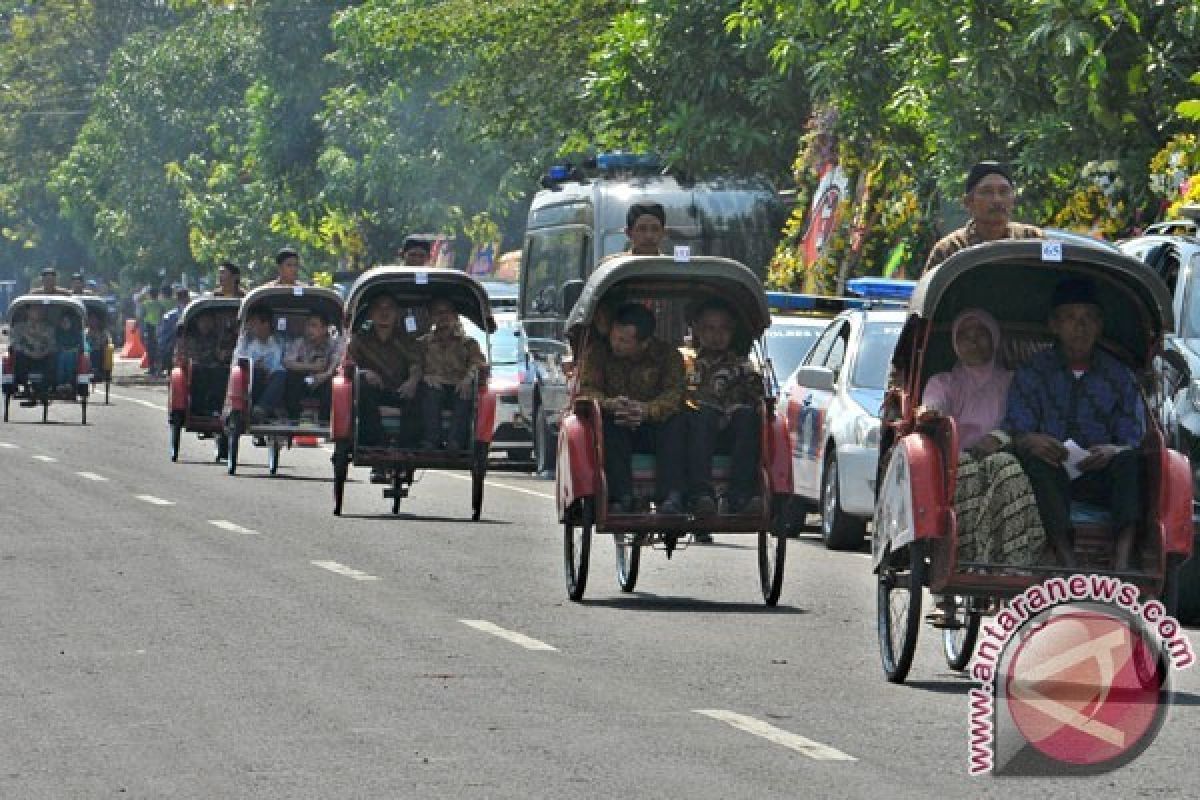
[1041,241,1063,262]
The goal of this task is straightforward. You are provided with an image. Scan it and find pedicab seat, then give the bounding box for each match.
[629,453,732,501]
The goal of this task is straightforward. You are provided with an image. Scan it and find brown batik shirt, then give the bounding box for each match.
[578,336,686,422]
[922,220,1042,274]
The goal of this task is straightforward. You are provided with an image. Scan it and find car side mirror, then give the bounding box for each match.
[1162,349,1191,389]
[794,365,835,392]
[561,279,584,315]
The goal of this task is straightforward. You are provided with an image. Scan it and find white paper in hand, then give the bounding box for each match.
[1063,438,1088,481]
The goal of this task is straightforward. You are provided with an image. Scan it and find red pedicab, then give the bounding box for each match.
[329,267,498,518]
[167,296,240,462]
[223,285,345,475]
[874,240,1195,683]
[556,255,794,606]
[2,295,91,424]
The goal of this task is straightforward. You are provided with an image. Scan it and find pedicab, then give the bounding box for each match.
[224,285,345,475]
[874,240,1194,683]
[556,255,793,606]
[2,294,91,424]
[80,295,116,404]
[166,295,240,462]
[329,267,497,518]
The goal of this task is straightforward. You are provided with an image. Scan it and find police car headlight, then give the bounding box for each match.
[854,415,880,448]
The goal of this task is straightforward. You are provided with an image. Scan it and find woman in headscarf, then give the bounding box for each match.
[919,308,1046,567]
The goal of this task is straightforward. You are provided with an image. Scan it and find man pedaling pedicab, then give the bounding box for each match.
[578,302,687,515]
[10,303,55,406]
[972,277,1144,571]
[346,294,424,480]
[419,297,487,451]
[282,311,340,422]
[683,299,764,517]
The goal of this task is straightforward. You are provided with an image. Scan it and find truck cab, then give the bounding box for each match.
[517,154,785,473]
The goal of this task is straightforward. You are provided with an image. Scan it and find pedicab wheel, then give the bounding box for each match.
[268,438,282,475]
[564,497,593,602]
[215,433,228,463]
[2,394,8,422]
[104,381,110,404]
[391,470,403,515]
[470,441,487,521]
[80,398,87,425]
[878,540,926,684]
[42,396,49,423]
[942,598,982,671]
[331,442,350,516]
[169,420,182,462]
[756,494,789,607]
[614,533,640,592]
[225,411,242,475]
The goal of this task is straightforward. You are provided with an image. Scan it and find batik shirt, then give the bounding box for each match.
[1002,345,1144,449]
[347,329,423,390]
[419,323,487,385]
[578,336,686,422]
[285,333,341,371]
[923,220,1042,274]
[11,318,54,358]
[687,349,763,412]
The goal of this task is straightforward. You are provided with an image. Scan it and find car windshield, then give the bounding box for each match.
[851,320,904,390]
[464,318,519,365]
[764,323,823,380]
[1184,252,1200,338]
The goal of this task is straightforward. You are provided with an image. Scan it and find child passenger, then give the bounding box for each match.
[234,308,286,422]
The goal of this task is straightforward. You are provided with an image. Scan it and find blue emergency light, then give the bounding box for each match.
[546,164,572,181]
[766,291,867,313]
[845,277,915,302]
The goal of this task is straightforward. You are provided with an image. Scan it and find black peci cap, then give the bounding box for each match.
[1050,277,1100,309]
[965,161,1014,194]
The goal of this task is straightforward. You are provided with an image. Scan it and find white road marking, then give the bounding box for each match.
[76,471,108,482]
[208,519,259,535]
[460,619,557,651]
[110,392,167,412]
[437,471,554,500]
[135,494,175,506]
[32,455,57,462]
[693,710,856,761]
[0,441,17,449]
[311,560,379,582]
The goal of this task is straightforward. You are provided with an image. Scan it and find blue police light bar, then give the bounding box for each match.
[546,164,572,181]
[845,277,915,302]
[766,291,867,313]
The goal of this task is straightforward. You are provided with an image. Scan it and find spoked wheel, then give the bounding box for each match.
[471,441,487,521]
[215,433,228,463]
[41,395,49,423]
[564,497,593,601]
[878,540,927,684]
[268,438,282,475]
[942,597,983,671]
[331,442,350,516]
[756,494,789,607]
[2,394,9,422]
[614,533,641,592]
[225,411,242,475]
[169,420,182,462]
[104,381,110,405]
[80,398,87,425]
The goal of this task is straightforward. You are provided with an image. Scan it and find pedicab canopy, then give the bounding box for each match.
[236,285,346,338]
[6,294,87,334]
[896,239,1174,384]
[343,267,497,335]
[78,295,111,326]
[564,255,770,356]
[177,295,242,339]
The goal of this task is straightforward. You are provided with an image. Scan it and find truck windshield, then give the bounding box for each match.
[522,227,587,317]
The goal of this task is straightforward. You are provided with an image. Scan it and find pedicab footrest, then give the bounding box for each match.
[248,423,330,436]
[630,453,732,501]
[600,511,765,533]
[354,446,473,466]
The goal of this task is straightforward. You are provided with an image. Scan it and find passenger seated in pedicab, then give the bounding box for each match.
[10,303,55,406]
[283,311,341,422]
[419,297,487,451]
[182,313,232,415]
[683,299,765,517]
[578,301,687,515]
[233,308,287,423]
[85,311,111,379]
[977,277,1144,571]
[916,308,1047,568]
[346,294,424,453]
[53,311,82,389]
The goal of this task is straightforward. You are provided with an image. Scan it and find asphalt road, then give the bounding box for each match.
[2,384,1198,798]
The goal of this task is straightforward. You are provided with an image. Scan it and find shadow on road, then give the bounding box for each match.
[336,512,512,526]
[578,595,808,614]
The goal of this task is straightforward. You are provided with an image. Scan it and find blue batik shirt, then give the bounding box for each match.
[1002,345,1144,448]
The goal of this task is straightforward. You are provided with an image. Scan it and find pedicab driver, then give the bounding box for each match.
[400,237,431,267]
[30,267,71,296]
[976,277,1144,570]
[262,247,307,288]
[346,295,424,449]
[684,299,764,516]
[578,302,687,515]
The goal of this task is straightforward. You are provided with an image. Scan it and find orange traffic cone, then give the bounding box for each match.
[121,320,145,359]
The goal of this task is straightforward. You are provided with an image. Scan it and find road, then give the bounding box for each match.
[1,384,1197,798]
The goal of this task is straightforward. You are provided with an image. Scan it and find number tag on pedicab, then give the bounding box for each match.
[415,271,429,285]
[1041,241,1063,262]
[292,286,303,296]
[277,318,287,332]
[405,315,418,333]
[674,245,691,263]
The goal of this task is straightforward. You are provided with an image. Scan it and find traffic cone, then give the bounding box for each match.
[294,435,320,447]
[120,320,145,359]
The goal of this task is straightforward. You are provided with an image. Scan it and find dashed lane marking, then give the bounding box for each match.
[208,519,259,535]
[311,560,379,582]
[135,494,175,506]
[436,471,554,500]
[76,471,108,482]
[32,455,57,462]
[109,392,167,412]
[693,710,856,761]
[0,442,17,449]
[460,619,558,651]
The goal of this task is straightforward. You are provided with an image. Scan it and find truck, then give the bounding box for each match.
[516,154,787,473]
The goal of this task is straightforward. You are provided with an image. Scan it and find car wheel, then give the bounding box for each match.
[820,453,866,550]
